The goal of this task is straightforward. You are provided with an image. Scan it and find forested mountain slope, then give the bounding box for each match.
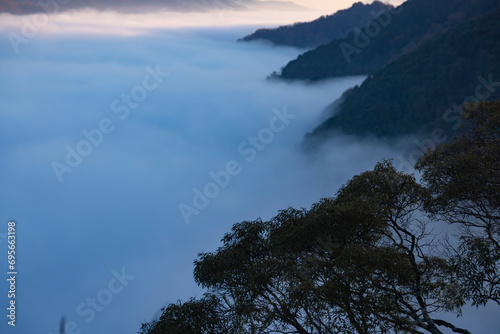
[239,1,392,48]
[279,0,499,81]
[306,8,500,141]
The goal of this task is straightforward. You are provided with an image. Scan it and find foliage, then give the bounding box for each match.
[416,100,500,306]
[140,101,500,334]
[139,294,245,334]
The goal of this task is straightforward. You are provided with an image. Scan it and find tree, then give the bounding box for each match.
[190,161,470,334]
[140,101,500,334]
[338,161,476,333]
[416,100,500,307]
[193,218,315,334]
[139,294,245,334]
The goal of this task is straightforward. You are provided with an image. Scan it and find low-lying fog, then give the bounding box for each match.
[0,19,495,334]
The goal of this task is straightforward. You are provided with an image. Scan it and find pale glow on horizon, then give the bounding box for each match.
[0,8,328,37]
[0,1,407,37]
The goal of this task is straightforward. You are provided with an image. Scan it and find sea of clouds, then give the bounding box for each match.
[0,13,497,334]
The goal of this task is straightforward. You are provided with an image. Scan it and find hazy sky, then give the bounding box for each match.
[0,0,408,33]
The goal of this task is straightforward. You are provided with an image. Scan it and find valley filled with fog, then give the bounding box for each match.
[0,21,495,334]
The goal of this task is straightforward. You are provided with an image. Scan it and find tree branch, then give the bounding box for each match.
[433,319,471,334]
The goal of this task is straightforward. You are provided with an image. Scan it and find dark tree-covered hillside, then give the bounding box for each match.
[306,8,500,140]
[279,0,499,81]
[239,1,393,48]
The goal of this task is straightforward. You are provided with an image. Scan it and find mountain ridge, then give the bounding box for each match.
[278,0,500,81]
[305,7,500,143]
[239,1,393,49]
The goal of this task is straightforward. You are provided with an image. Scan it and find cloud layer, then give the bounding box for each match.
[0,19,496,334]
[0,0,305,15]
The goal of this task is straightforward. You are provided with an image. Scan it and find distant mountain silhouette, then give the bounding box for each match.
[278,0,500,81]
[239,1,393,48]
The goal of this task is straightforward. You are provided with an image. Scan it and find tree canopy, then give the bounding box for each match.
[416,100,500,307]
[140,100,499,334]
